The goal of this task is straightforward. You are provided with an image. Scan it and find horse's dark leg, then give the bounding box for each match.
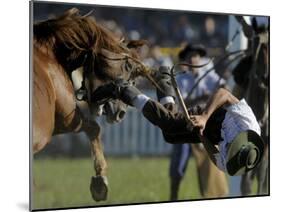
[242,149,268,196]
[257,123,269,195]
[257,159,268,195]
[257,145,269,195]
[241,170,255,196]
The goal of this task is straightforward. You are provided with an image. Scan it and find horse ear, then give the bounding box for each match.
[83,10,94,17]
[126,40,148,49]
[62,8,80,18]
[119,37,126,43]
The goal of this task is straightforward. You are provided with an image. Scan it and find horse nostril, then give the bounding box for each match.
[117,110,126,120]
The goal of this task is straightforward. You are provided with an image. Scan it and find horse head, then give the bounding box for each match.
[36,8,155,123]
[40,8,152,122]
[83,38,151,123]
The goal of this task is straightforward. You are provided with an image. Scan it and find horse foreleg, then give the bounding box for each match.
[56,106,108,201]
[82,119,108,201]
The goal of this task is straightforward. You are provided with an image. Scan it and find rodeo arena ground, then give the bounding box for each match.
[31,2,269,210]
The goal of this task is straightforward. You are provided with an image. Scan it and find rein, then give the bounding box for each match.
[74,49,145,102]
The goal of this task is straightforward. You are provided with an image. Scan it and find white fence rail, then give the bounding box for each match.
[98,108,172,156]
[45,90,172,157]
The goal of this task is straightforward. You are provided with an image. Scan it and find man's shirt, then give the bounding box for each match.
[176,57,225,100]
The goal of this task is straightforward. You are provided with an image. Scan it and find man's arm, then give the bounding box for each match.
[202,88,239,120]
[190,88,239,134]
[185,94,209,107]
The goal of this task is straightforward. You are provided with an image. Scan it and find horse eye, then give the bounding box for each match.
[125,61,132,71]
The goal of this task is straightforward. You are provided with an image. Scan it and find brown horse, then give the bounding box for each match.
[32,8,152,201]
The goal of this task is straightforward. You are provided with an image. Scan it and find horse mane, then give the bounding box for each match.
[33,8,153,83]
[34,8,127,57]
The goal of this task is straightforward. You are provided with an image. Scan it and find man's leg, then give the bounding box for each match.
[191,144,229,198]
[153,71,192,200]
[169,143,191,200]
[142,66,197,142]
[91,73,198,143]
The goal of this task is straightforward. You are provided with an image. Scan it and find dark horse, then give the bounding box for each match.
[32,8,153,201]
[233,17,269,195]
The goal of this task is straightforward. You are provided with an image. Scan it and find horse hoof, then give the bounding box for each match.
[90,176,108,201]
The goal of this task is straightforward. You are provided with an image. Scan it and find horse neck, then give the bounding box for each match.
[34,41,74,89]
[33,41,56,62]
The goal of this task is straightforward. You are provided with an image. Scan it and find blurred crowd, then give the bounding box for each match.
[34,4,228,47]
[94,11,230,89]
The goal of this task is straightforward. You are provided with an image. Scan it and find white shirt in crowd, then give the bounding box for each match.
[176,57,225,100]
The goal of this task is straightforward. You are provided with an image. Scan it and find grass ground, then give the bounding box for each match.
[33,157,201,210]
[32,157,257,210]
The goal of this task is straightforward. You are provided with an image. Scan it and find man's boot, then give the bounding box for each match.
[153,66,176,101]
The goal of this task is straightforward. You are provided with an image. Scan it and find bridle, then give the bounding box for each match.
[98,50,142,81]
[75,48,146,103]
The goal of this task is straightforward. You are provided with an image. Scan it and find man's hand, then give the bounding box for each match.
[190,114,208,135]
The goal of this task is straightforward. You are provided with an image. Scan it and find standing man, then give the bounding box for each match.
[170,44,227,200]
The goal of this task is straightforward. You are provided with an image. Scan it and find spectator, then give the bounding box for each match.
[169,44,228,200]
[172,15,197,44]
[143,46,173,68]
[201,16,222,48]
